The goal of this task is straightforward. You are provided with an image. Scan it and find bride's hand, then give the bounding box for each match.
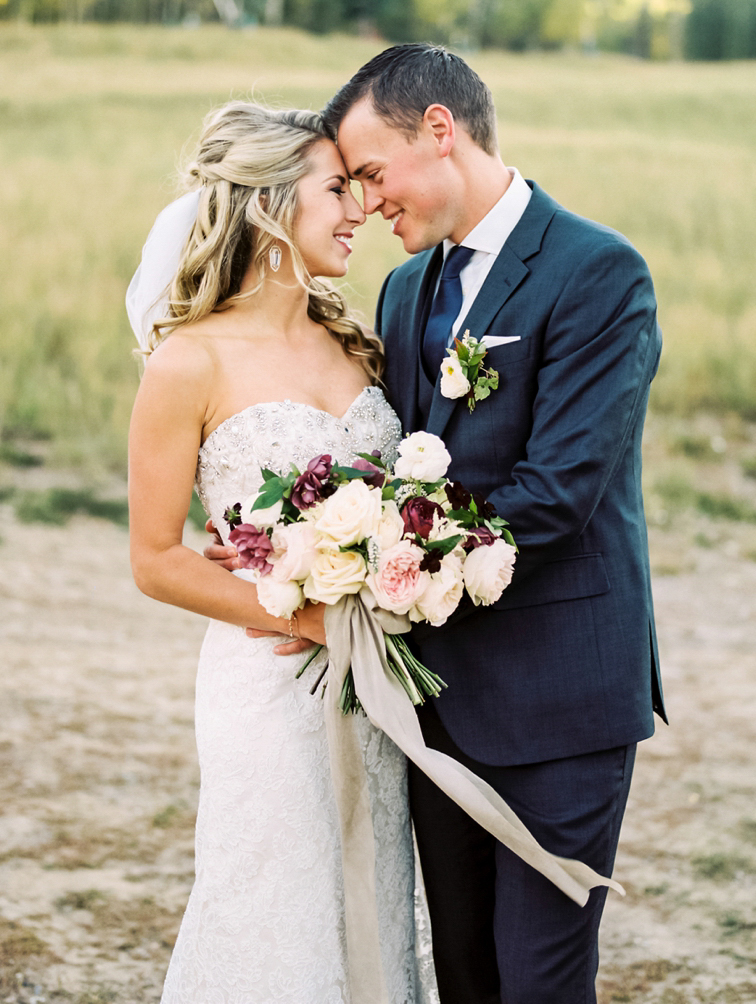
[245,602,326,655]
[203,519,241,571]
[295,602,326,647]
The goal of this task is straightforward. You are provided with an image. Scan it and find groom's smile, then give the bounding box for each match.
[336,97,461,255]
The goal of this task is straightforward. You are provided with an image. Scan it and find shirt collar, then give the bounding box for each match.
[442,168,532,258]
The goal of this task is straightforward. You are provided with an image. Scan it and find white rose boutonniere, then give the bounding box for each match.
[441,329,499,413]
[440,353,471,400]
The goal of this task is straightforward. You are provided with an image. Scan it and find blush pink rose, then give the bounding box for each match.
[366,540,429,615]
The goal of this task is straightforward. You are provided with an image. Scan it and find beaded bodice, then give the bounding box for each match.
[195,386,402,542]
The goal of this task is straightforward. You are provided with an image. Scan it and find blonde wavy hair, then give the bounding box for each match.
[148,101,384,383]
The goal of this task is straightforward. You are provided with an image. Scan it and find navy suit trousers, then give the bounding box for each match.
[409,702,636,1004]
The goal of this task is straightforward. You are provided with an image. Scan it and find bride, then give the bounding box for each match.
[127,101,430,1003]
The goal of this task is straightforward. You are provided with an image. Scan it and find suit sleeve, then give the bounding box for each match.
[486,238,661,582]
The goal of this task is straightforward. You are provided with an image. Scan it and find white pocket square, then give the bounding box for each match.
[481,335,521,348]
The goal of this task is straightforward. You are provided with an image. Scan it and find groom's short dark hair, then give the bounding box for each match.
[323,43,498,156]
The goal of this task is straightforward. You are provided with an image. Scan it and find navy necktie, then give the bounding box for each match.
[422,244,475,378]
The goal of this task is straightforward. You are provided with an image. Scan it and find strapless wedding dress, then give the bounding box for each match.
[160,386,435,1004]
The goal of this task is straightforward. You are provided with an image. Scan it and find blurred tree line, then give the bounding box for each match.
[1,0,754,59]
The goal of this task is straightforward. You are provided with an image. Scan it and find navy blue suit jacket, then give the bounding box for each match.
[376,182,666,767]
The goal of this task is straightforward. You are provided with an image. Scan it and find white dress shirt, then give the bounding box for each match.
[440,168,532,341]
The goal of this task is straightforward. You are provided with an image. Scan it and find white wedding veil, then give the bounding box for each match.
[125,189,201,351]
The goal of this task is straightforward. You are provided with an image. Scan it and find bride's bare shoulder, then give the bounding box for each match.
[144,319,221,382]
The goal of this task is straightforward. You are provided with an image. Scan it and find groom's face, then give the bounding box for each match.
[337,98,457,255]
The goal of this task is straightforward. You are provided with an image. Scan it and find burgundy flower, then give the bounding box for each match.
[291,454,333,510]
[307,454,333,481]
[402,496,445,540]
[465,526,497,550]
[291,471,324,510]
[224,502,243,527]
[445,481,472,511]
[472,492,497,519]
[228,523,274,575]
[352,456,385,489]
[419,548,443,574]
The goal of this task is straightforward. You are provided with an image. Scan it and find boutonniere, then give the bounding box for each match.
[440,330,499,413]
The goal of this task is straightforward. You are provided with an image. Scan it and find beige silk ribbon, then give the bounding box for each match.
[323,591,625,1004]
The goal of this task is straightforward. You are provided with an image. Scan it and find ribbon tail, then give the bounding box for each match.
[323,598,389,1004]
[348,597,624,907]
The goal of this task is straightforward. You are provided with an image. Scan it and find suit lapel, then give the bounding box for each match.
[426,183,558,440]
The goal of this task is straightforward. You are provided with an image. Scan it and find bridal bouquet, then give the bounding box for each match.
[223,432,517,714]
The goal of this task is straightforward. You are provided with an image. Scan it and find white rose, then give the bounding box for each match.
[440,353,471,400]
[269,522,318,582]
[256,575,304,619]
[394,431,452,483]
[315,480,382,548]
[410,552,464,627]
[239,495,284,528]
[463,538,517,606]
[374,500,405,552]
[303,548,367,605]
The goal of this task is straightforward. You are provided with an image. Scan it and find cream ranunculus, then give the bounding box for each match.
[409,552,464,627]
[426,486,453,513]
[303,548,367,604]
[463,538,517,606]
[374,499,406,552]
[314,480,383,549]
[269,521,318,582]
[440,352,471,400]
[365,540,430,615]
[394,432,452,483]
[256,575,305,619]
[239,495,284,528]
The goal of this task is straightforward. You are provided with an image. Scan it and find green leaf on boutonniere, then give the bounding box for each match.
[261,468,281,482]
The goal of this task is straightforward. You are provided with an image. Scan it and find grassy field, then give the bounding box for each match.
[0,24,755,476]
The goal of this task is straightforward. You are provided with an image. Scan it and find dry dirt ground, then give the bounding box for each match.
[1,501,755,1003]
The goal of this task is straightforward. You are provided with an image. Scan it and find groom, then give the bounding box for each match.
[213,44,666,1003]
[323,44,665,1003]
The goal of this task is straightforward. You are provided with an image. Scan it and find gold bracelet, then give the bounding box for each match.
[288,611,301,641]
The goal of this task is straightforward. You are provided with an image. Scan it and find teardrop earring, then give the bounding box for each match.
[269,245,282,272]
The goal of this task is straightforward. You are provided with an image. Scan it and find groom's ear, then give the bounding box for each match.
[422,104,455,159]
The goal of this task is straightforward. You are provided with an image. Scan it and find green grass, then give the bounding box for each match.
[1,24,756,470]
[692,852,756,881]
[14,486,130,525]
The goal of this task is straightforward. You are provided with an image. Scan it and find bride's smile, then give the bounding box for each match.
[293,139,365,279]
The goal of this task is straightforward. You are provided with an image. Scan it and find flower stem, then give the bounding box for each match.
[296,643,324,679]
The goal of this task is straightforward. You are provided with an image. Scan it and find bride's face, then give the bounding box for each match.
[294,140,366,278]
